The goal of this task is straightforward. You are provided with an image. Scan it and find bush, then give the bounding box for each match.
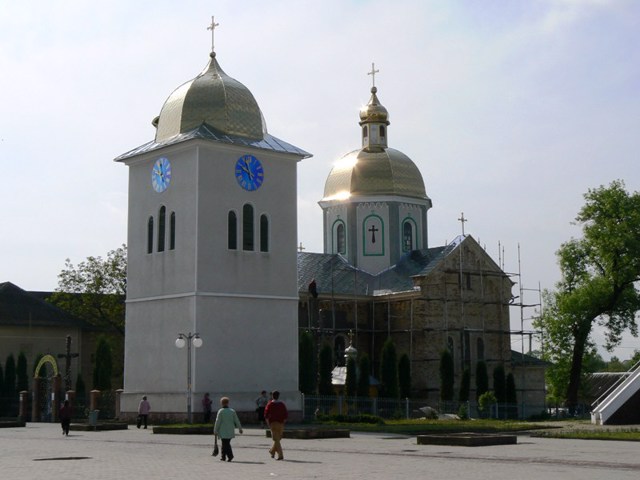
[478,391,497,414]
[458,403,469,420]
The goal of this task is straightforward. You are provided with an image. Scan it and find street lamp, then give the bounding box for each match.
[175,332,203,423]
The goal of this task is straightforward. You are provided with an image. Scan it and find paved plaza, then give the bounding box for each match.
[2,423,640,479]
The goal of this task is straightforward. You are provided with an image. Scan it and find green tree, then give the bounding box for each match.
[50,245,127,335]
[458,368,470,403]
[93,338,113,390]
[493,364,506,403]
[356,354,371,397]
[475,360,489,400]
[534,181,640,408]
[16,352,28,393]
[75,374,87,406]
[439,349,454,401]
[398,353,411,398]
[4,354,16,415]
[298,331,316,394]
[380,338,399,398]
[0,361,4,414]
[318,343,334,396]
[505,372,518,419]
[345,355,357,398]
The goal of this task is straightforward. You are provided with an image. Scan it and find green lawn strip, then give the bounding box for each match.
[312,419,545,435]
[531,429,640,441]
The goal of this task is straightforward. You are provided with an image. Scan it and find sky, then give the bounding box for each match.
[1,0,639,359]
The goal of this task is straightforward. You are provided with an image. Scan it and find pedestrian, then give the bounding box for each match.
[255,390,268,428]
[137,395,151,429]
[264,390,288,460]
[202,392,212,423]
[59,399,72,436]
[213,396,243,462]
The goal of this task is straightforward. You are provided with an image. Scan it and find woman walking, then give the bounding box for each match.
[213,397,243,462]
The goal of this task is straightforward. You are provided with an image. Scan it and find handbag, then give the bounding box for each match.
[212,435,219,456]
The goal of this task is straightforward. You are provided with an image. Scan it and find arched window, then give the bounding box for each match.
[477,338,485,361]
[403,221,413,252]
[169,212,176,250]
[228,211,237,250]
[447,336,454,354]
[242,204,254,251]
[147,216,154,254]
[379,125,385,137]
[260,214,269,252]
[158,206,166,252]
[363,126,368,138]
[336,223,346,254]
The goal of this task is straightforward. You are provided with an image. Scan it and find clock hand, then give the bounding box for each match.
[244,160,254,180]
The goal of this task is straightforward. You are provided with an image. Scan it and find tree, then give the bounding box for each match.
[93,338,113,390]
[493,364,506,403]
[318,343,334,396]
[380,338,399,398]
[458,368,470,403]
[357,354,371,397]
[475,360,489,400]
[298,331,316,394]
[16,352,28,393]
[398,353,411,398]
[76,374,87,406]
[4,354,16,414]
[439,349,454,402]
[49,245,127,335]
[505,373,518,419]
[534,181,640,408]
[345,355,357,397]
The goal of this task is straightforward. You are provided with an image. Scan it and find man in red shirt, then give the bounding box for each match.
[264,390,288,460]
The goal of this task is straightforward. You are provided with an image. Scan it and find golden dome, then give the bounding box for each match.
[154,52,266,142]
[359,86,389,126]
[322,147,427,201]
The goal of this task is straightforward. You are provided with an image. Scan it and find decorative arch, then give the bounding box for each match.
[401,217,418,252]
[362,213,384,256]
[332,219,346,255]
[34,354,59,378]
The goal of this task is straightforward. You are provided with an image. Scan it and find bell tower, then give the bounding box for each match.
[117,20,311,419]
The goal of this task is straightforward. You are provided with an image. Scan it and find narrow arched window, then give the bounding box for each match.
[228,211,237,250]
[379,125,385,137]
[403,221,413,252]
[158,206,166,252]
[260,214,269,252]
[336,223,346,254]
[363,126,368,138]
[477,338,485,361]
[447,336,454,354]
[242,204,254,251]
[147,216,154,254]
[169,212,176,250]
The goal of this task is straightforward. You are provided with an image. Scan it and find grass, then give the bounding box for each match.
[532,428,640,441]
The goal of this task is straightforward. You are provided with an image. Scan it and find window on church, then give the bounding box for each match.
[464,330,471,367]
[402,221,413,252]
[447,336,454,354]
[147,216,154,254]
[336,223,346,254]
[228,211,237,250]
[242,204,254,251]
[379,125,385,137]
[158,206,166,252]
[260,214,269,252]
[363,126,368,138]
[477,338,485,361]
[169,212,176,250]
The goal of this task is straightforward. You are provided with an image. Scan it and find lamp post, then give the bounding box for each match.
[175,332,203,423]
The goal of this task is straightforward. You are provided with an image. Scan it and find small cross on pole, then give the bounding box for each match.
[298,242,306,252]
[458,212,468,236]
[367,62,379,88]
[57,335,80,392]
[207,16,220,53]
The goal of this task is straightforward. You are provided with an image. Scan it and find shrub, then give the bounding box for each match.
[475,361,489,400]
[398,354,411,398]
[380,338,399,398]
[357,354,371,397]
[478,391,497,414]
[439,350,454,401]
[318,343,334,395]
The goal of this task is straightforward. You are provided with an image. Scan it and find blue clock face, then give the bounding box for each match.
[235,154,264,191]
[151,157,172,193]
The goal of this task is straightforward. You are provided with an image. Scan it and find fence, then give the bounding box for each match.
[302,394,583,421]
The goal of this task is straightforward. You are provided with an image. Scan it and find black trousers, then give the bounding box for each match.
[221,438,233,460]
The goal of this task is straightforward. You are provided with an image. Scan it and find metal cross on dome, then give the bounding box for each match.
[207,16,220,52]
[367,62,379,88]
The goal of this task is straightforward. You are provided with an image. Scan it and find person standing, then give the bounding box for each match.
[213,397,243,462]
[137,395,151,429]
[202,392,213,423]
[264,390,288,460]
[255,390,268,428]
[59,399,72,436]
